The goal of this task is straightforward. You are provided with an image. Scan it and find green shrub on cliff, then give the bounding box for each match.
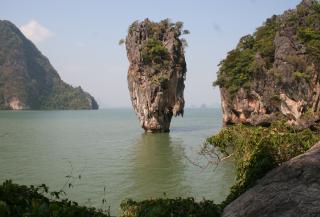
[294,1,320,72]
[214,15,278,97]
[298,6,320,63]
[205,122,320,207]
[141,38,170,70]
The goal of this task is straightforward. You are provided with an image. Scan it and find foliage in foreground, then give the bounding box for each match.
[120,198,221,217]
[205,121,320,207]
[0,180,110,217]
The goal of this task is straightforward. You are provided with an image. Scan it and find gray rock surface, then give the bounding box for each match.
[125,19,186,132]
[222,142,320,217]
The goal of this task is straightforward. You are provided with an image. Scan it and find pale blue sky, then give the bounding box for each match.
[1,0,301,108]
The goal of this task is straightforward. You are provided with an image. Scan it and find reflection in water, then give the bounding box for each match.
[127,133,189,199]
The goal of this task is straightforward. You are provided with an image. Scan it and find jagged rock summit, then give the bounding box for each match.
[125,19,188,132]
[0,20,98,110]
[215,0,320,128]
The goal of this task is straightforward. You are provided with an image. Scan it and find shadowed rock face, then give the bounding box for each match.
[125,19,187,132]
[216,0,320,128]
[222,142,320,217]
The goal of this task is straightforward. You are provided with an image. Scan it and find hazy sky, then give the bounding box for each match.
[1,0,301,108]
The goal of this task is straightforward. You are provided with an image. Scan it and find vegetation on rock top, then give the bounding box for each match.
[122,18,189,79]
[141,38,170,71]
[214,15,278,97]
[214,0,320,100]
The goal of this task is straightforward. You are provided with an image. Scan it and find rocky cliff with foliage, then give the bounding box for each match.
[215,0,320,127]
[125,19,188,132]
[0,20,98,110]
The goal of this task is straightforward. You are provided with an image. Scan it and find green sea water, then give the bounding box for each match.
[0,108,235,215]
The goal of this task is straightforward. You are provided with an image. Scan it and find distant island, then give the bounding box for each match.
[0,20,98,110]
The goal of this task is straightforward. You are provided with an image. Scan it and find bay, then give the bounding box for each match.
[0,108,234,215]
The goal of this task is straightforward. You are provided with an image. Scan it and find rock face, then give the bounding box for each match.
[0,20,98,110]
[215,0,320,127]
[125,19,187,132]
[222,141,320,217]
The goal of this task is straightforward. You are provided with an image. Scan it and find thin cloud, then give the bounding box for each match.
[20,20,53,43]
[212,23,222,33]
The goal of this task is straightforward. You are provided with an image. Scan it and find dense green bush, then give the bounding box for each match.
[294,1,320,76]
[0,180,110,217]
[126,19,188,78]
[298,29,320,64]
[141,38,170,71]
[120,198,221,217]
[214,15,278,98]
[150,74,170,89]
[205,122,320,207]
[0,180,221,217]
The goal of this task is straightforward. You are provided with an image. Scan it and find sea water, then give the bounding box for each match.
[0,108,235,215]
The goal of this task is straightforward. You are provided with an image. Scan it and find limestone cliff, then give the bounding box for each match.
[0,20,98,110]
[222,141,320,217]
[125,19,188,132]
[215,0,320,127]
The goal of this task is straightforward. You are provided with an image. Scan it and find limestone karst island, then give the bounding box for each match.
[0,0,320,217]
[125,19,187,133]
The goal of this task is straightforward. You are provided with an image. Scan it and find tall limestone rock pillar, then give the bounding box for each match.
[125,19,188,132]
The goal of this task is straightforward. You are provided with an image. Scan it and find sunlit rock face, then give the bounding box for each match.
[216,0,320,128]
[125,19,187,132]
